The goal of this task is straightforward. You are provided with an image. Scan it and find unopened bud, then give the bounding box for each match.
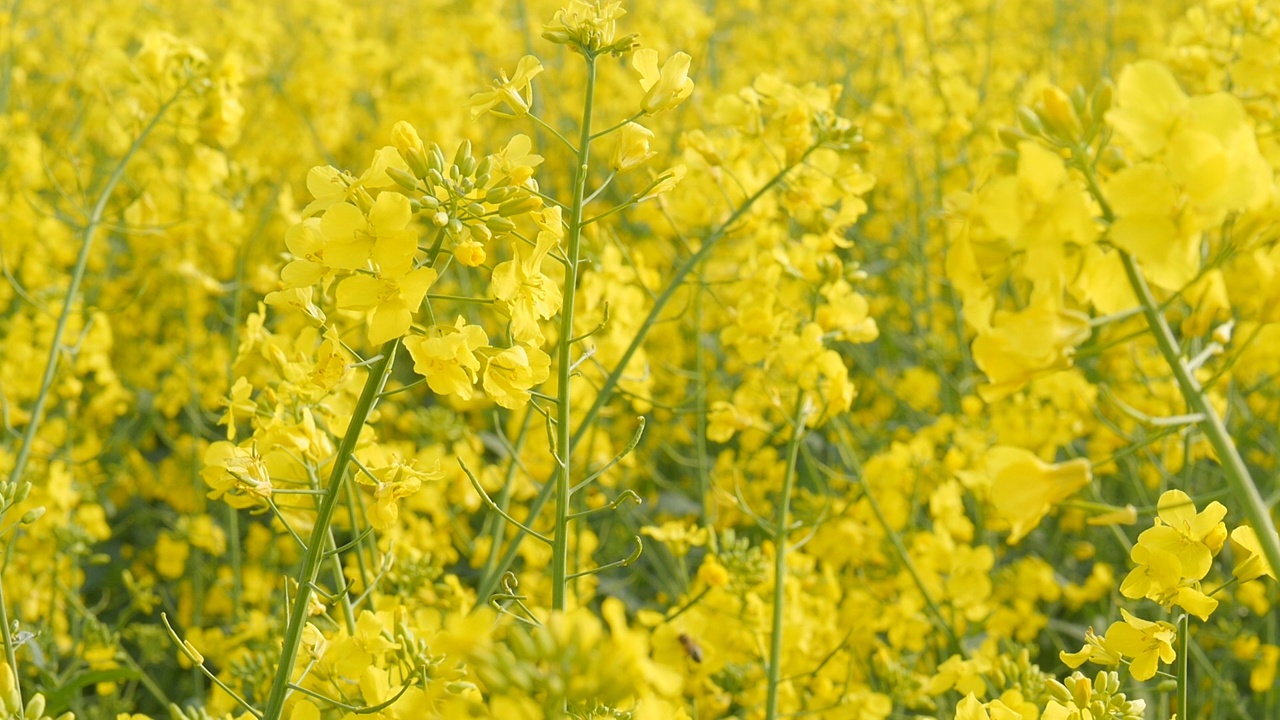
[453,140,472,169]
[428,144,446,174]
[498,194,543,217]
[997,125,1031,149]
[464,202,485,218]
[20,507,45,525]
[1091,79,1114,121]
[431,211,450,227]
[419,194,440,211]
[485,216,516,235]
[405,147,430,179]
[1016,106,1045,136]
[485,186,516,204]
[542,28,574,45]
[386,166,419,192]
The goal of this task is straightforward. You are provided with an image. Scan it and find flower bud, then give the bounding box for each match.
[498,194,543,217]
[385,166,419,192]
[454,238,487,267]
[20,507,45,525]
[485,186,516,205]
[428,143,446,174]
[453,140,472,169]
[485,216,517,235]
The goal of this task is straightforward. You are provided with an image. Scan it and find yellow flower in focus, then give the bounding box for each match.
[403,317,490,401]
[985,446,1092,544]
[454,237,487,267]
[1103,609,1176,681]
[336,266,437,345]
[481,343,551,409]
[633,49,694,115]
[321,193,417,273]
[610,122,656,173]
[202,441,273,509]
[469,55,543,120]
[1231,525,1278,582]
[1137,489,1227,581]
[490,207,563,344]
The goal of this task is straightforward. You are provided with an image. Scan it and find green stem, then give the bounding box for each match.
[260,340,399,720]
[474,146,817,607]
[1119,252,1280,583]
[6,84,187,489]
[1176,612,1189,720]
[550,53,597,612]
[765,397,808,720]
[1073,141,1280,584]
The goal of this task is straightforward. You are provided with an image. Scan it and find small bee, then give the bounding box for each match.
[678,632,703,663]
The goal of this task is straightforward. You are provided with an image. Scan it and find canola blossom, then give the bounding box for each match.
[1,1,1279,719]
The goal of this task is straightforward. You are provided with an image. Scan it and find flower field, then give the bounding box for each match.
[3,0,1280,717]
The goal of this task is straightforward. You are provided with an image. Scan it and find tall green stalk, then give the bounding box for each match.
[261,339,399,720]
[764,397,808,720]
[1119,252,1280,580]
[1073,144,1280,583]
[476,146,818,605]
[550,53,597,612]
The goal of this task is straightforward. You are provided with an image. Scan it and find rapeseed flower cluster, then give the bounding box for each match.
[1,0,1280,719]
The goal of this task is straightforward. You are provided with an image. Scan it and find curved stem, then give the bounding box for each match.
[7,84,187,489]
[260,339,399,720]
[550,53,597,612]
[765,397,808,720]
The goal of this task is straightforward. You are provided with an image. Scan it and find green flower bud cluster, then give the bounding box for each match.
[1047,671,1146,720]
